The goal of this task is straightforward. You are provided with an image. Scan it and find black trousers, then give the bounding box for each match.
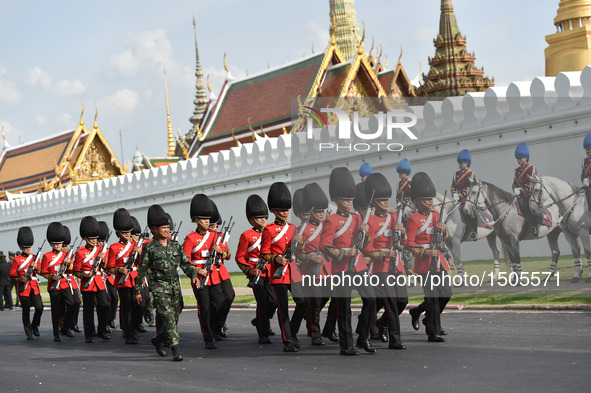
[306,283,333,339]
[49,288,74,337]
[106,280,119,324]
[322,298,337,336]
[272,283,309,345]
[217,279,235,331]
[193,283,224,342]
[251,276,277,337]
[118,287,147,339]
[82,289,110,338]
[289,282,309,337]
[12,281,20,306]
[335,272,376,350]
[375,272,408,344]
[69,286,81,328]
[20,292,43,332]
[0,282,12,308]
[419,271,452,337]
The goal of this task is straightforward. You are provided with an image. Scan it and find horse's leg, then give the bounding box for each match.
[561,226,582,282]
[485,233,501,281]
[579,227,591,282]
[447,236,465,286]
[546,228,562,278]
[499,235,521,283]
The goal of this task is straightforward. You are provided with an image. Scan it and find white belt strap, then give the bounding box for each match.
[375,215,392,238]
[48,252,64,269]
[248,257,260,262]
[191,231,210,254]
[83,247,99,264]
[247,236,262,252]
[416,212,434,236]
[271,224,289,244]
[18,255,34,272]
[305,223,323,244]
[334,215,353,239]
[116,242,133,260]
[191,260,207,265]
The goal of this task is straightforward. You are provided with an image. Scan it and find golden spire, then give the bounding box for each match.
[330,11,337,46]
[80,99,85,125]
[93,103,98,129]
[248,117,257,141]
[231,128,240,147]
[1,125,5,142]
[223,53,229,73]
[357,21,366,55]
[398,45,403,64]
[164,67,175,157]
[329,0,362,59]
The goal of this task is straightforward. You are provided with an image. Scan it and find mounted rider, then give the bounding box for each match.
[512,142,538,236]
[451,149,477,240]
[396,158,412,206]
[581,132,591,208]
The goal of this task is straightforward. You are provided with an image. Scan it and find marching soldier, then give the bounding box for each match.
[107,208,145,344]
[261,182,307,352]
[405,172,452,342]
[363,173,408,349]
[182,194,225,349]
[9,227,44,340]
[40,222,76,342]
[62,226,81,333]
[451,149,478,240]
[235,194,277,343]
[130,216,154,327]
[288,188,308,347]
[97,221,118,333]
[320,168,376,356]
[512,142,539,236]
[295,183,330,346]
[209,201,235,340]
[396,158,412,206]
[135,204,199,361]
[74,216,111,343]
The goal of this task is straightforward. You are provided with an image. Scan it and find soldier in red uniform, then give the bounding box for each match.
[209,201,235,340]
[405,172,452,342]
[183,194,225,349]
[320,168,376,356]
[97,221,117,334]
[512,143,539,236]
[396,158,412,206]
[40,222,76,342]
[236,194,277,343]
[9,227,44,340]
[295,183,330,347]
[581,132,591,207]
[73,216,111,343]
[261,182,305,352]
[62,226,81,334]
[107,208,145,344]
[363,173,408,350]
[452,149,478,240]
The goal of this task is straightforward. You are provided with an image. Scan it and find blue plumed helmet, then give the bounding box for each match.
[584,132,591,149]
[514,143,530,159]
[359,162,372,177]
[457,149,472,165]
[396,158,411,175]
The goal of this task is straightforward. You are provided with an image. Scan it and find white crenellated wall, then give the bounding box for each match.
[2,67,591,269]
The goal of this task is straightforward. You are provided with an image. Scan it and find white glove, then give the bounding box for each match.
[452,193,460,201]
[584,178,589,187]
[513,188,521,196]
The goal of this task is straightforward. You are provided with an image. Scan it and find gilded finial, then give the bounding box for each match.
[260,125,267,138]
[398,45,403,64]
[207,75,212,93]
[197,123,203,141]
[385,55,389,68]
[248,117,257,141]
[93,103,98,129]
[282,125,289,135]
[330,11,336,46]
[231,128,240,147]
[369,37,375,58]
[223,52,229,73]
[357,21,366,55]
[80,99,85,125]
[193,15,196,28]
[1,125,5,142]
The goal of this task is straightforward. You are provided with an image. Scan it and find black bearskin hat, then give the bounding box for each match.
[364,173,392,201]
[17,226,34,247]
[329,167,356,200]
[190,194,213,219]
[410,172,436,201]
[245,194,268,219]
[80,216,99,239]
[147,204,169,227]
[113,208,134,232]
[46,222,65,244]
[303,183,328,211]
[267,182,291,210]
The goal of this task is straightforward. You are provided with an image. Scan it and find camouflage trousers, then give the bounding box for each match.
[153,291,183,347]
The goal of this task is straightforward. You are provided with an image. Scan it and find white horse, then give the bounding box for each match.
[529,175,591,282]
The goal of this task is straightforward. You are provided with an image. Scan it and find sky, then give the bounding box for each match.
[0,0,559,163]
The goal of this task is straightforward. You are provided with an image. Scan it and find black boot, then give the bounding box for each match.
[151,337,167,357]
[171,346,183,361]
[356,336,376,354]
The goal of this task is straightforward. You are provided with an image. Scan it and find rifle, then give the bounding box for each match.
[273,208,313,279]
[84,231,112,289]
[429,191,447,274]
[247,257,267,288]
[215,219,234,268]
[388,204,404,274]
[346,190,375,273]
[171,221,183,242]
[118,226,149,286]
[51,237,79,291]
[24,240,46,281]
[199,218,232,289]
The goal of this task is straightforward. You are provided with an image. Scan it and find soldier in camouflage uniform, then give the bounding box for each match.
[134,204,199,361]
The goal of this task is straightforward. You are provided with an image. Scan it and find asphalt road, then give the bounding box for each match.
[0,307,589,393]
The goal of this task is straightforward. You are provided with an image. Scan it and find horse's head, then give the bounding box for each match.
[463,178,482,216]
[529,174,545,215]
[401,200,416,223]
